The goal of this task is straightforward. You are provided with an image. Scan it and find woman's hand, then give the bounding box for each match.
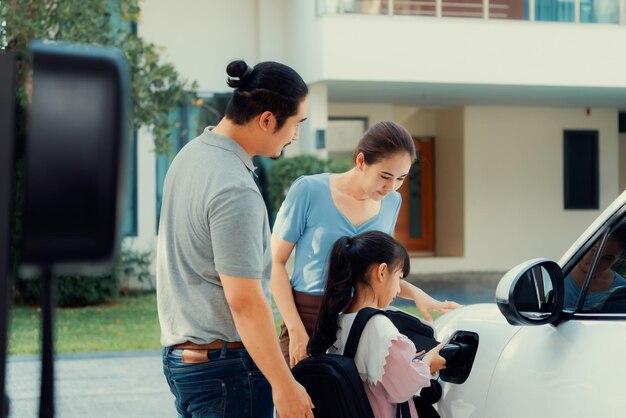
[412,287,462,322]
[288,328,310,368]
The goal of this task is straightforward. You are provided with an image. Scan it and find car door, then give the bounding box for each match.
[483,319,625,417]
[483,215,626,418]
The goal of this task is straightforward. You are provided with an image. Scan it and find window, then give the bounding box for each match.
[563,130,599,210]
[564,218,626,313]
[327,117,369,162]
[122,131,137,236]
[155,96,201,231]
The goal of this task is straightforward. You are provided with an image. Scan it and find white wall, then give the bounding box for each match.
[283,1,325,84]
[328,102,394,124]
[393,107,437,137]
[434,108,465,258]
[257,0,287,62]
[311,16,626,88]
[412,106,620,273]
[464,106,619,269]
[293,82,329,157]
[139,0,260,92]
[140,2,626,93]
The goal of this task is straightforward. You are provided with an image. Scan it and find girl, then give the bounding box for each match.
[308,231,446,418]
[271,121,460,367]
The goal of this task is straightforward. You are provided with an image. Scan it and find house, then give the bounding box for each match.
[127,0,626,273]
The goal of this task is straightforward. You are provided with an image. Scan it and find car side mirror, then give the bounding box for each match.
[496,259,564,326]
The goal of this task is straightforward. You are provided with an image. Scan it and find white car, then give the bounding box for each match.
[433,190,626,418]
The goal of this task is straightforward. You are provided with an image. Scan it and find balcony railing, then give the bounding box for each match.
[316,0,626,24]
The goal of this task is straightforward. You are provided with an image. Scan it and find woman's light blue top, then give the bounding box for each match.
[273,173,401,295]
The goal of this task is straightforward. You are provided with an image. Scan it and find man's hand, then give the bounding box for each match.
[221,275,313,417]
[273,378,314,418]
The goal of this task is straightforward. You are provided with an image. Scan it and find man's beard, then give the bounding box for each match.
[271,152,283,161]
[271,143,291,160]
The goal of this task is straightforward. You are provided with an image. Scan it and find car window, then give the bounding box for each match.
[563,218,626,313]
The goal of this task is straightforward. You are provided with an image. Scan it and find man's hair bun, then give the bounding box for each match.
[226,60,254,88]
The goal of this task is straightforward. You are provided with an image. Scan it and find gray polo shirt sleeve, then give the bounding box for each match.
[209,182,267,279]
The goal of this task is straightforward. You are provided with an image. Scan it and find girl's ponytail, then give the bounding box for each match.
[308,236,355,355]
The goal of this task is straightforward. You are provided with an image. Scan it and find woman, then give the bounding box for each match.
[271,120,460,367]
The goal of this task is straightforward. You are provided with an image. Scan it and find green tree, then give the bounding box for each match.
[1,0,193,305]
[0,0,197,155]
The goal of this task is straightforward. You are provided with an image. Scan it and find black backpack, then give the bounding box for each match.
[292,307,441,418]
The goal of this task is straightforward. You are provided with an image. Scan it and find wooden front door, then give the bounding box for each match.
[394,137,434,253]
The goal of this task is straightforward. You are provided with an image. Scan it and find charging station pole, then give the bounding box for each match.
[0,51,17,418]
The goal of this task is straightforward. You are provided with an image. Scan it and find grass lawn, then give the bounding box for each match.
[9,292,162,355]
[9,293,436,355]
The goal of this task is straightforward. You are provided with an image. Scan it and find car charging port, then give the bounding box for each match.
[412,333,479,404]
[439,331,479,384]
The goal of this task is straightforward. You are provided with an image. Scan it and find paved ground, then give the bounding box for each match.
[6,350,173,418]
[4,271,504,417]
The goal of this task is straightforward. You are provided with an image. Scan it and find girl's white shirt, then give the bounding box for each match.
[328,312,403,384]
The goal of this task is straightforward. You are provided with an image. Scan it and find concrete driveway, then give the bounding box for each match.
[6,350,174,418]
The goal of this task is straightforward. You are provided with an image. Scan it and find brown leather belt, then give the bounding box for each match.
[172,340,245,350]
[171,340,245,364]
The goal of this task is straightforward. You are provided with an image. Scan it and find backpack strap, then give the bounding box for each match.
[344,307,388,359]
[413,395,441,418]
[396,401,411,417]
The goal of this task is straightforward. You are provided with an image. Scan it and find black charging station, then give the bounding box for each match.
[0,42,130,418]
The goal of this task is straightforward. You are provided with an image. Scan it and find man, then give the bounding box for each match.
[157,59,313,418]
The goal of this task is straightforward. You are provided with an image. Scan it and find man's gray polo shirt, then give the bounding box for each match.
[156,127,272,346]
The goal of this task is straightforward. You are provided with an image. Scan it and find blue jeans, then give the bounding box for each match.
[162,345,273,418]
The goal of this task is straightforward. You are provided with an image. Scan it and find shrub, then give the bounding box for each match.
[13,245,153,307]
[13,271,119,308]
[118,246,154,295]
[267,155,351,220]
